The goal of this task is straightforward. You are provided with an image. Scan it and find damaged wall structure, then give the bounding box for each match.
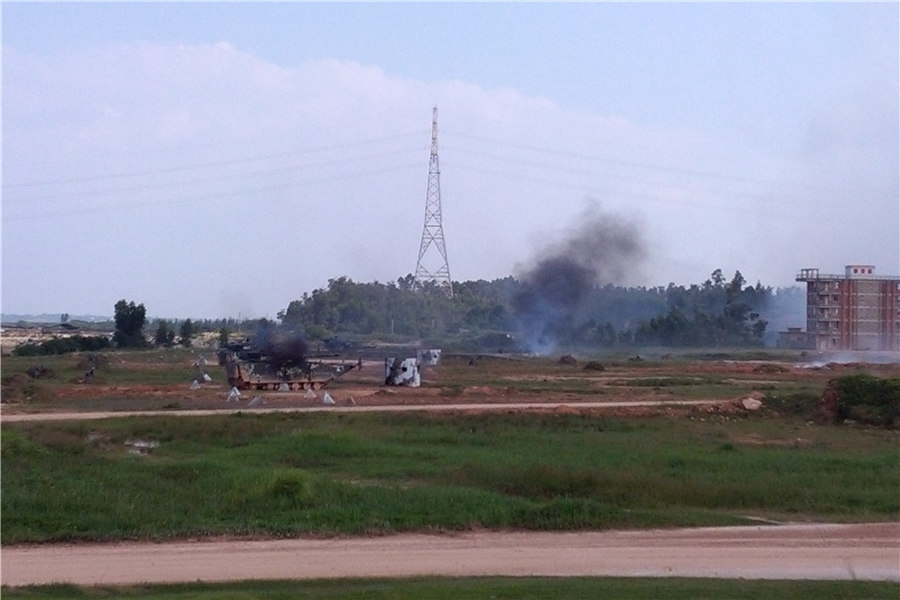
[795,265,900,351]
[384,357,421,387]
[383,350,441,387]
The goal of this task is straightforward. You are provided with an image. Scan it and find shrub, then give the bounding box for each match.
[764,391,820,419]
[13,335,111,356]
[254,469,315,509]
[454,463,600,500]
[821,374,900,428]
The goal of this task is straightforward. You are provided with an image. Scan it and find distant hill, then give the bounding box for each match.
[1,314,111,325]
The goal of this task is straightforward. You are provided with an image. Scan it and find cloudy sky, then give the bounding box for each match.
[3,2,898,319]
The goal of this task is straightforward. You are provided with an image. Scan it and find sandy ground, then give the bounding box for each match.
[3,523,898,586]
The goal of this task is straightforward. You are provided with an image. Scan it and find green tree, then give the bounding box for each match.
[179,319,194,347]
[113,299,147,348]
[155,320,175,346]
[273,269,777,351]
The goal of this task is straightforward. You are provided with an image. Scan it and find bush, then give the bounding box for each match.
[822,374,900,428]
[254,469,314,509]
[764,391,820,419]
[12,335,111,357]
[453,463,600,500]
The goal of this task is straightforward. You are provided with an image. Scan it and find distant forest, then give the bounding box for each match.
[276,269,805,352]
[5,269,805,355]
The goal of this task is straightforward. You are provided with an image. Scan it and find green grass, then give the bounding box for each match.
[3,411,897,543]
[1,348,207,390]
[2,577,897,600]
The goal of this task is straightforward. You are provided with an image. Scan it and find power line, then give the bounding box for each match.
[4,131,424,189]
[6,147,423,204]
[445,160,826,222]
[443,144,784,202]
[2,162,420,222]
[442,129,848,194]
[2,126,878,222]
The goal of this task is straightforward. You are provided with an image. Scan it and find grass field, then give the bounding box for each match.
[3,577,898,600]
[3,406,897,543]
[2,348,898,597]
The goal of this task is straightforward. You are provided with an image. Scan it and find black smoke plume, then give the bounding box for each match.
[513,204,646,353]
[254,323,308,374]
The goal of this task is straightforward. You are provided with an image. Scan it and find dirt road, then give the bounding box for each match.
[0,399,726,422]
[3,523,898,586]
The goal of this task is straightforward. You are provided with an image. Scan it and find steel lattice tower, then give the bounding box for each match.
[414,106,453,297]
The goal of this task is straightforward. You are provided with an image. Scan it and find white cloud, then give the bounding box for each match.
[2,39,897,317]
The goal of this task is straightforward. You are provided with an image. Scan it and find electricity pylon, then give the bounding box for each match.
[414,106,453,297]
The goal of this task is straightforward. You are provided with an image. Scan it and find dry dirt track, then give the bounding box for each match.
[3,523,899,586]
[0,399,726,422]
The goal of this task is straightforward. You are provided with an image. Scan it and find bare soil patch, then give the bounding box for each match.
[3,523,897,586]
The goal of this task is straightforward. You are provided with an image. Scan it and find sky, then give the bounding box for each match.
[2,2,898,320]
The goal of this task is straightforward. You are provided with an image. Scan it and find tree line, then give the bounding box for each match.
[20,269,797,356]
[277,269,785,351]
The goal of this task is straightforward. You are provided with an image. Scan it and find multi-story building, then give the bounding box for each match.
[794,265,900,351]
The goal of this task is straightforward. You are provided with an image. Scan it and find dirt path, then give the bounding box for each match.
[0,399,727,422]
[3,523,898,586]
